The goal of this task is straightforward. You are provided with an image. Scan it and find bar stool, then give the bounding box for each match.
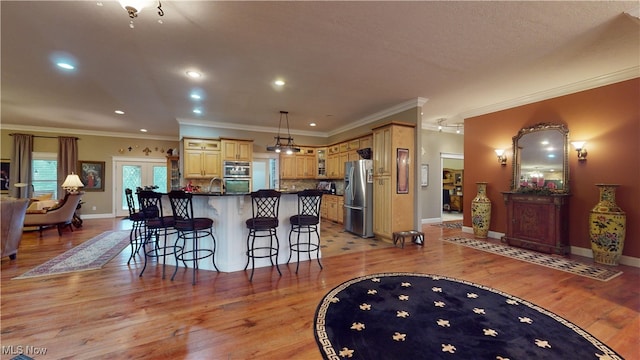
[138,190,181,279]
[287,189,324,273]
[168,190,219,285]
[245,189,282,282]
[125,188,145,264]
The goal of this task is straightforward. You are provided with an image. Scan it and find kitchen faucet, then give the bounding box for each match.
[208,177,223,193]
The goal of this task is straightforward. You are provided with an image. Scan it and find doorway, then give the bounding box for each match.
[440,153,463,222]
[252,152,279,191]
[113,157,166,217]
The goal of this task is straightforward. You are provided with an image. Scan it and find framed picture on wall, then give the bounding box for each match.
[1,159,10,194]
[396,148,409,194]
[78,160,105,192]
[421,164,429,187]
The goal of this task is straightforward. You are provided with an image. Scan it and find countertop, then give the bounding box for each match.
[190,190,343,196]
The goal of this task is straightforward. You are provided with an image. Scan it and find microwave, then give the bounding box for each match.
[224,178,251,194]
[223,161,251,178]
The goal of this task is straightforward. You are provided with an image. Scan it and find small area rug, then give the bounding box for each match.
[431,222,462,229]
[443,237,622,282]
[314,273,622,360]
[14,230,130,279]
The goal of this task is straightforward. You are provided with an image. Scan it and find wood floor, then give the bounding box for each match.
[1,218,639,359]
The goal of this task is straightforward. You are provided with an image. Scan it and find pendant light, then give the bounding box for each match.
[267,111,300,155]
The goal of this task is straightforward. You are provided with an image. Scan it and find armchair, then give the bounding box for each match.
[1,198,30,259]
[23,192,83,236]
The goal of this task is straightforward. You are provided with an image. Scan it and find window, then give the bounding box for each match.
[32,152,58,198]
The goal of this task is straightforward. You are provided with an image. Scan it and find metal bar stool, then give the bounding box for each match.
[125,188,145,264]
[168,190,219,285]
[245,189,282,282]
[287,189,324,273]
[138,190,181,279]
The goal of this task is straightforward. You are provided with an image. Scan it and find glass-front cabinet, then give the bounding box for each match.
[316,147,326,178]
[167,156,180,192]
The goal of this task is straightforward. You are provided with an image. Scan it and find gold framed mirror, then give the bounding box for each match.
[512,123,569,193]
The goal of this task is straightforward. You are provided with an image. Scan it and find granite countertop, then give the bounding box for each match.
[191,189,341,196]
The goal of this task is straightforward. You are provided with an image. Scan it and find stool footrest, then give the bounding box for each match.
[392,230,425,248]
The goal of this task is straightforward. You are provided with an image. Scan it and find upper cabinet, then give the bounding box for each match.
[183,138,221,179]
[222,139,253,161]
[316,147,327,178]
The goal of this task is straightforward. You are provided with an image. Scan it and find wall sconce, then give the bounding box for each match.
[571,141,588,161]
[494,149,507,166]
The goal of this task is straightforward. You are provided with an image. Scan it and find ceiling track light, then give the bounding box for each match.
[436,118,463,134]
[267,111,300,155]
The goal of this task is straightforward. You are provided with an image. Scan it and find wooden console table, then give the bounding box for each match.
[501,192,570,255]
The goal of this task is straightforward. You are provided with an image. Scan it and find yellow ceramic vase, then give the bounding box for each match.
[589,184,626,266]
[471,182,491,238]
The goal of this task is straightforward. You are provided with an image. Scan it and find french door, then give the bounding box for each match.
[114,158,166,217]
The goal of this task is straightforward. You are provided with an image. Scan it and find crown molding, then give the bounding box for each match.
[421,67,639,133]
[176,118,328,138]
[457,67,640,120]
[0,124,179,141]
[328,97,428,137]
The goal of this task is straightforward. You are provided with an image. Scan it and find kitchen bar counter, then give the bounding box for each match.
[157,192,320,273]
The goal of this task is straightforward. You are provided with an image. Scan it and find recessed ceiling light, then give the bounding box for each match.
[140,129,147,132]
[309,123,317,127]
[114,110,125,115]
[190,94,201,100]
[193,109,202,114]
[57,62,75,70]
[186,70,202,78]
[274,80,285,86]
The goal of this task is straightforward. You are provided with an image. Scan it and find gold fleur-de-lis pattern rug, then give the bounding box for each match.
[314,273,622,360]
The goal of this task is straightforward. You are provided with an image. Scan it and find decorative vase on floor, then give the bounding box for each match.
[471,182,491,238]
[589,184,626,266]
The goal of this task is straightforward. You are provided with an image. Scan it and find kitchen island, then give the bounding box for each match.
[155,192,320,274]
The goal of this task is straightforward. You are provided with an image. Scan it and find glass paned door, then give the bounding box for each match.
[115,159,166,217]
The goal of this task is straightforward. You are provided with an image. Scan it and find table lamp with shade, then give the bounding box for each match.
[62,173,84,194]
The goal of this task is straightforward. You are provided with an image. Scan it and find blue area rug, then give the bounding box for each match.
[315,273,622,359]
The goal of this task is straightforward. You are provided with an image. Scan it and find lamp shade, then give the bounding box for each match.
[62,173,84,193]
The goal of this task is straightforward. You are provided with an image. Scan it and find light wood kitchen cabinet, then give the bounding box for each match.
[373,176,392,237]
[327,153,340,179]
[280,147,316,179]
[325,195,339,222]
[295,155,316,179]
[371,122,415,242]
[221,139,253,161]
[359,135,372,150]
[320,197,328,219]
[322,194,343,223]
[502,192,570,255]
[372,126,392,176]
[183,138,222,179]
[337,196,344,224]
[280,155,296,179]
[316,147,327,178]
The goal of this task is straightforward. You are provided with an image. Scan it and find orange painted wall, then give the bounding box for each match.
[464,78,639,258]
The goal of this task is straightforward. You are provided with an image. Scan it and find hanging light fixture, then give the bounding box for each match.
[267,111,300,155]
[118,0,164,27]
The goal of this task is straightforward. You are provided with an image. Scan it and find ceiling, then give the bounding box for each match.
[1,1,639,140]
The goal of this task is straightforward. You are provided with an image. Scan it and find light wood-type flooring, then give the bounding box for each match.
[1,218,639,359]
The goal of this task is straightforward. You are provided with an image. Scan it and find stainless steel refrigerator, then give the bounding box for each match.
[344,159,374,237]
